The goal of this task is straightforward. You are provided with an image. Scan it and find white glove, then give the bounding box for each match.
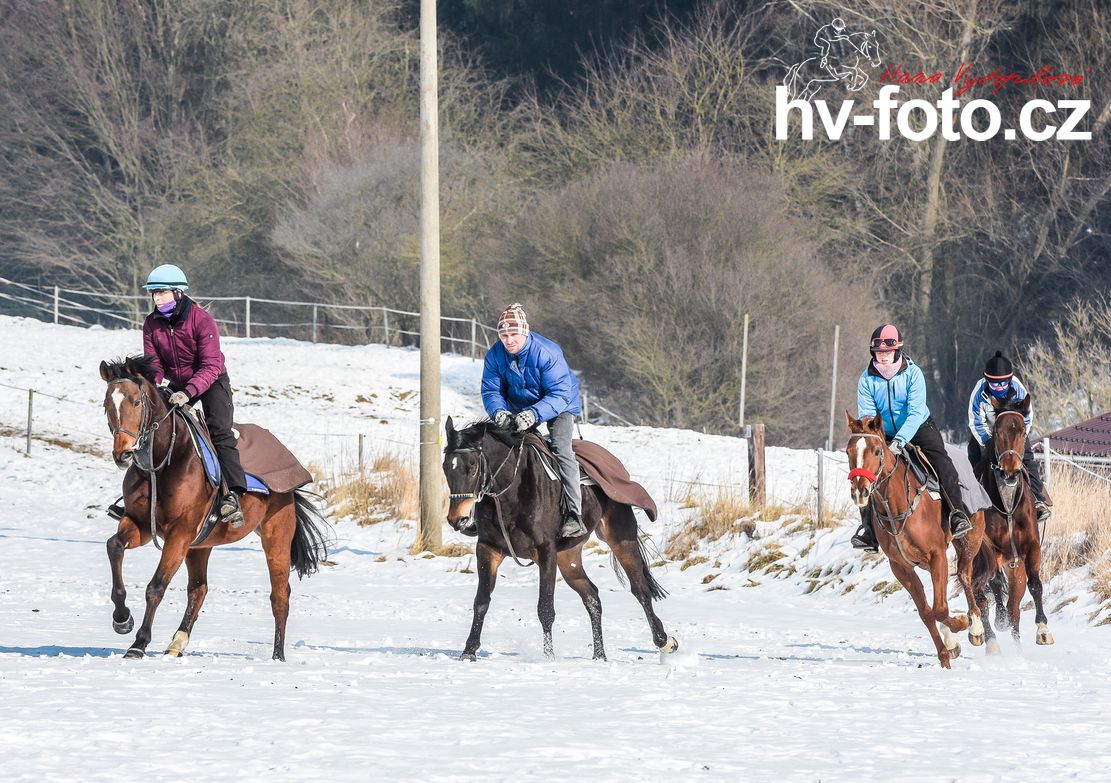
[493,410,512,428]
[513,409,537,432]
[158,378,170,389]
[889,439,904,457]
[168,391,190,407]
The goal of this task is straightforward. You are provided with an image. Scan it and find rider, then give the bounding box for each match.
[141,264,247,526]
[481,303,586,540]
[966,351,1051,523]
[814,17,850,77]
[851,324,974,552]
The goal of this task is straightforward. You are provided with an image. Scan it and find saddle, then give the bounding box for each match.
[903,444,941,498]
[526,432,658,521]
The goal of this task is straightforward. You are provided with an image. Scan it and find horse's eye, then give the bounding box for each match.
[874,449,882,456]
[133,400,141,407]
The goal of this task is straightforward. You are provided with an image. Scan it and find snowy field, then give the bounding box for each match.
[2,315,1110,782]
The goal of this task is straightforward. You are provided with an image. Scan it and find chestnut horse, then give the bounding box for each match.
[99,356,329,660]
[846,412,985,668]
[970,395,1054,653]
[442,418,677,661]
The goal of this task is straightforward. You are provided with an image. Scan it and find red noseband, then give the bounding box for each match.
[848,467,878,483]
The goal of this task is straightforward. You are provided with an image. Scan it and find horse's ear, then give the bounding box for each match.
[867,415,884,434]
[845,409,860,432]
[445,416,454,437]
[99,360,111,382]
[124,357,138,378]
[990,395,1004,411]
[1019,393,1033,413]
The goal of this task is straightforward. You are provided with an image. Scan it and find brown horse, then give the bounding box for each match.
[970,395,1054,653]
[99,356,329,660]
[442,418,677,661]
[845,412,986,668]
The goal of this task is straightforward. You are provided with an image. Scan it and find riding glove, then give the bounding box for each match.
[168,391,190,407]
[889,439,904,457]
[513,409,537,432]
[493,410,512,429]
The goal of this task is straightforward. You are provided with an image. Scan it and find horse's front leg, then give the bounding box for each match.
[106,515,150,635]
[461,542,504,661]
[889,558,951,668]
[928,551,967,662]
[536,545,558,659]
[952,534,982,644]
[124,532,191,659]
[1026,545,1054,645]
[165,548,213,657]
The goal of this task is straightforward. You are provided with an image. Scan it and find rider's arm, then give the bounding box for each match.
[185,308,225,399]
[480,347,510,417]
[1012,377,1033,431]
[530,344,577,423]
[968,381,991,445]
[857,371,877,419]
[141,316,166,385]
[893,364,928,447]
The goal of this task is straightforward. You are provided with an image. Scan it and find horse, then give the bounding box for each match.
[845,411,986,668]
[99,355,329,660]
[442,417,677,661]
[969,394,1054,653]
[783,30,881,100]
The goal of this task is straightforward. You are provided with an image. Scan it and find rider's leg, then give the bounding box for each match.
[548,412,585,538]
[851,504,878,552]
[199,373,247,525]
[1022,440,1052,523]
[966,436,985,481]
[911,419,972,539]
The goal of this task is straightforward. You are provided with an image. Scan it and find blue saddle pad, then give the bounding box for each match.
[187,416,269,495]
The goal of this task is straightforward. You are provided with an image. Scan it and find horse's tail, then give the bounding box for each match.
[783,63,799,95]
[291,490,332,580]
[609,531,668,602]
[970,534,999,592]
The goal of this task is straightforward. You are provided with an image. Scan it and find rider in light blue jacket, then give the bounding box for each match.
[480,303,584,540]
[851,324,973,552]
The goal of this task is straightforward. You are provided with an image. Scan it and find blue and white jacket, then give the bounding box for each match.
[857,355,929,447]
[967,377,1031,445]
[481,332,581,423]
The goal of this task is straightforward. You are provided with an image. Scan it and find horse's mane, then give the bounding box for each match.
[101,355,160,385]
[450,418,524,451]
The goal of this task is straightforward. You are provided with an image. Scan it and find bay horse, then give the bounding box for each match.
[846,412,986,668]
[99,356,329,660]
[970,394,1053,652]
[442,418,677,661]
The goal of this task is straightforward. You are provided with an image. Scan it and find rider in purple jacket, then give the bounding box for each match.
[141,264,246,525]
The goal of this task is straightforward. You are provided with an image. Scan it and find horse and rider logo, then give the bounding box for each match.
[783,18,881,101]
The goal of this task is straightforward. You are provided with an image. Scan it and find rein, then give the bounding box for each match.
[849,432,926,566]
[448,439,532,567]
[107,379,180,552]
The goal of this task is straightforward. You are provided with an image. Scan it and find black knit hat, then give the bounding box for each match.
[983,351,1013,380]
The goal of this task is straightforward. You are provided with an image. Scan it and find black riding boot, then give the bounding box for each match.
[1022,443,1052,524]
[851,506,878,552]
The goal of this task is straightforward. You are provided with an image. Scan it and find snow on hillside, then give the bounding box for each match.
[2,315,1110,782]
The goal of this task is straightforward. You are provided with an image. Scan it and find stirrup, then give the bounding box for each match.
[220,493,245,529]
[950,511,972,540]
[559,513,586,539]
[851,525,878,553]
[1035,502,1052,524]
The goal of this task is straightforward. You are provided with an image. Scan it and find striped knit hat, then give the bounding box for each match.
[497,303,529,337]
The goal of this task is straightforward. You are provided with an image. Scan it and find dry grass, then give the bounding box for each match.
[1041,466,1111,602]
[665,490,754,560]
[327,452,422,526]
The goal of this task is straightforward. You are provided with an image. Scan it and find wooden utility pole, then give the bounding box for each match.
[418,0,442,551]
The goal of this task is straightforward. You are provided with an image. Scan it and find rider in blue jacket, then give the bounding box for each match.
[967,351,1051,523]
[851,324,973,552]
[481,303,585,539]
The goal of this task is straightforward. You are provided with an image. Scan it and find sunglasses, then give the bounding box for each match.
[870,338,901,348]
[987,380,1010,390]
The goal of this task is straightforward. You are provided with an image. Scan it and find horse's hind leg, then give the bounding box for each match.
[1026,544,1053,645]
[257,498,296,661]
[165,548,212,657]
[106,516,149,636]
[536,546,558,659]
[990,569,1010,630]
[1006,562,1028,645]
[461,541,504,661]
[597,503,677,653]
[557,546,605,660]
[125,534,191,659]
[928,552,967,661]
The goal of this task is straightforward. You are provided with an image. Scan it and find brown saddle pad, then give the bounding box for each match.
[529,433,658,522]
[232,422,313,493]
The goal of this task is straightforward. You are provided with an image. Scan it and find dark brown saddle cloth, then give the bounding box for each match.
[528,433,658,522]
[187,410,312,492]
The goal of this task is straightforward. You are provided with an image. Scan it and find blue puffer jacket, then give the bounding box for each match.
[857,355,930,447]
[481,332,582,423]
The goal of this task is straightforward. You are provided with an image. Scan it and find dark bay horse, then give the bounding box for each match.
[442,418,677,661]
[970,395,1053,653]
[846,412,986,668]
[99,356,329,660]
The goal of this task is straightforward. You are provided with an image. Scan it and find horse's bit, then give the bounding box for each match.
[107,379,180,551]
[447,441,531,566]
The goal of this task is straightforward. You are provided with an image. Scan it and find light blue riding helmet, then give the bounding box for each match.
[142,264,189,291]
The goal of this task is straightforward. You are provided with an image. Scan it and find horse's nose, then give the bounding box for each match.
[114,451,133,470]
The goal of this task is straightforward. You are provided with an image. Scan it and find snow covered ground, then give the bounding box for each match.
[2,315,1110,782]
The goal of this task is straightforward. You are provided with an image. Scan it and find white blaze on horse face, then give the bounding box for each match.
[111,388,125,424]
[451,456,458,471]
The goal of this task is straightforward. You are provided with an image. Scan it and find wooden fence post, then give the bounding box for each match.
[1042,436,1052,492]
[358,433,365,473]
[312,304,318,342]
[746,422,766,506]
[245,296,252,338]
[26,388,34,455]
[382,308,391,347]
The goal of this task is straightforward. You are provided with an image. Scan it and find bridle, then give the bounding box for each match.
[446,436,531,566]
[991,409,1027,474]
[847,430,927,564]
[106,377,180,550]
[989,408,1032,568]
[847,432,892,487]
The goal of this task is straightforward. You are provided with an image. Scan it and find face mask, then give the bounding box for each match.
[988,382,1009,399]
[157,300,176,316]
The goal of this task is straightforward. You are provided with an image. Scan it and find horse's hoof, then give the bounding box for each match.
[164,630,189,657]
[939,655,952,669]
[948,643,961,660]
[273,652,286,662]
[113,613,134,635]
[459,652,477,662]
[986,638,1002,656]
[659,636,679,654]
[164,648,182,658]
[123,647,146,659]
[593,653,607,662]
[1036,632,1055,645]
[968,633,984,647]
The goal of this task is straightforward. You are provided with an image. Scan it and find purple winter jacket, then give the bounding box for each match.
[142,296,227,399]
